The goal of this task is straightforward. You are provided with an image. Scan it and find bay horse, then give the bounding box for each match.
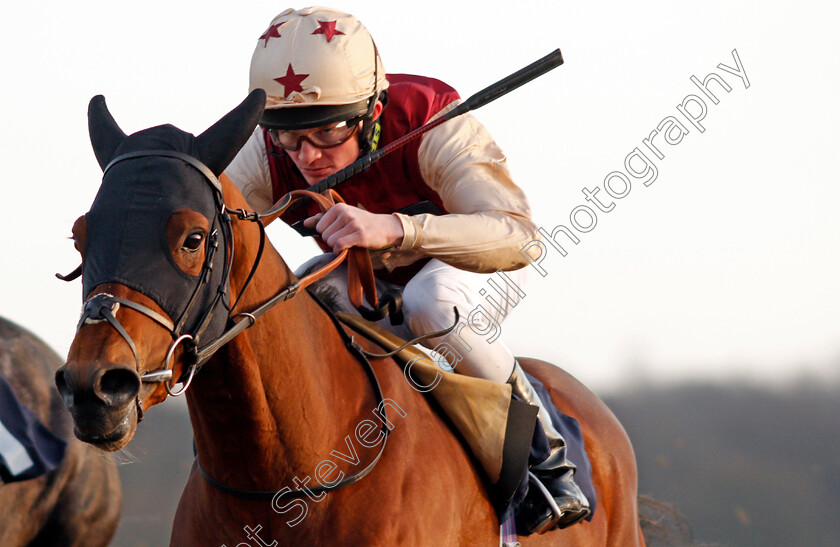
[0,317,120,546]
[55,90,645,546]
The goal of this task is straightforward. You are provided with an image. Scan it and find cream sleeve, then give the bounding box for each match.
[223,128,275,213]
[383,101,538,273]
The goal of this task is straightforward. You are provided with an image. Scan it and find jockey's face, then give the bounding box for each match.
[284,101,383,185]
[285,123,362,185]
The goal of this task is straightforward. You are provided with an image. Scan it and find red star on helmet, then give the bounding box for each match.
[259,22,284,47]
[274,64,309,98]
[312,20,345,42]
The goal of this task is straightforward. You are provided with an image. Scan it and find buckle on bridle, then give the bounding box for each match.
[161,334,196,397]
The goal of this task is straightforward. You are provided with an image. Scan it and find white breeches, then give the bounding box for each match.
[296,256,527,384]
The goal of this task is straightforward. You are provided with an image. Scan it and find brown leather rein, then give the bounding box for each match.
[193,187,381,368]
[188,186,400,501]
[189,190,378,366]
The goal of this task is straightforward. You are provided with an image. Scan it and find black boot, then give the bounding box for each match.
[508,361,590,533]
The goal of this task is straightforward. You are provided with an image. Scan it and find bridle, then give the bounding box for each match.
[64,148,392,500]
[72,150,236,404]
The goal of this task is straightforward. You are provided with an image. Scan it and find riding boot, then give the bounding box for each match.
[508,360,591,533]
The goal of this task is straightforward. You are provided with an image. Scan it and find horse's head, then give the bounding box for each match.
[55,91,265,451]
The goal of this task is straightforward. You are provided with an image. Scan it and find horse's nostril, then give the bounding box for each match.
[96,367,140,407]
[55,368,67,394]
[54,368,73,408]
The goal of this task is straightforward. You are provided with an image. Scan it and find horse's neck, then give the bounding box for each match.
[186,186,374,488]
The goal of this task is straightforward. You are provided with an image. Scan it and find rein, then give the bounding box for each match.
[189,188,394,500]
[66,149,393,500]
[192,188,378,368]
[65,151,379,391]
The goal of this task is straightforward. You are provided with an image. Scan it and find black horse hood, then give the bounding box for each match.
[81,91,265,344]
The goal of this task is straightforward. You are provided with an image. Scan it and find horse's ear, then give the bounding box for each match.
[197,89,266,176]
[88,95,127,171]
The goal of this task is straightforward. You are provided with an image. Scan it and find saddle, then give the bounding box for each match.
[333,313,535,516]
[332,313,598,525]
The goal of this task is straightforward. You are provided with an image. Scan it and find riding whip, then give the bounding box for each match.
[262,48,564,217]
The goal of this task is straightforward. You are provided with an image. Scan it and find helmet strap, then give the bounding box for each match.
[359,39,386,156]
[368,120,382,152]
[359,89,387,155]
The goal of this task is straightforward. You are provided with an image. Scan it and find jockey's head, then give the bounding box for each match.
[249,7,387,184]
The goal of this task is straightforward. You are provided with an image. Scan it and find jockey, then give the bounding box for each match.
[225,6,589,531]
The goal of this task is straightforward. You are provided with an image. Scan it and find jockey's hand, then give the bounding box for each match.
[303,203,404,253]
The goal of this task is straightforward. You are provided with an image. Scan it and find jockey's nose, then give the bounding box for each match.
[298,139,322,163]
[55,363,140,410]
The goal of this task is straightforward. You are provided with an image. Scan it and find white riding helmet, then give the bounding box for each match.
[249,6,389,130]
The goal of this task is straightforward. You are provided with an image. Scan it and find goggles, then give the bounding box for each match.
[268,116,363,151]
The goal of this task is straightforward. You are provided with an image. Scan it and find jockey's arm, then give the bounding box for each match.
[225,101,539,274]
[383,100,539,274]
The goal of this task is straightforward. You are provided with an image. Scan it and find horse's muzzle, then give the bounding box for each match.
[55,362,141,450]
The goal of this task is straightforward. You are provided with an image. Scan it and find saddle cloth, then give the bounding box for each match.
[0,374,66,484]
[335,313,595,520]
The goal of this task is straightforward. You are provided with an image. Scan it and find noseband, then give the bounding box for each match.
[77,292,195,397]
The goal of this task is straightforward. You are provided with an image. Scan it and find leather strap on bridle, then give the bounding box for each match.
[193,188,379,367]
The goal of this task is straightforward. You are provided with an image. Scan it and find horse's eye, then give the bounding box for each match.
[183,232,204,252]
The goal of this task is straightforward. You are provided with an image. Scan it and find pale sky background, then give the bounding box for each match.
[1,1,838,394]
